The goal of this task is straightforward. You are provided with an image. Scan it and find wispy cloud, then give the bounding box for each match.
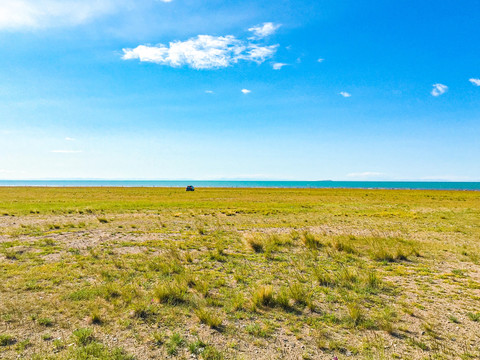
[241,89,251,94]
[431,83,448,97]
[347,172,383,178]
[0,0,126,30]
[123,34,278,70]
[248,22,281,38]
[272,62,288,70]
[205,90,214,94]
[65,137,75,141]
[317,58,324,63]
[50,150,82,153]
[469,78,480,86]
[339,92,351,98]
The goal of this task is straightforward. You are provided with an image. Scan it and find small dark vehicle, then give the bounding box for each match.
[186,185,195,192]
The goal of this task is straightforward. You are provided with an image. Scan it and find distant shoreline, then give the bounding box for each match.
[0,180,479,191]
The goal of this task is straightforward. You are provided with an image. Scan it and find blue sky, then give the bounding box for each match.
[0,0,479,180]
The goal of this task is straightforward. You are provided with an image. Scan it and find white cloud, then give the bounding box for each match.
[317,58,324,63]
[65,137,75,141]
[51,150,82,153]
[347,172,383,178]
[241,89,251,94]
[123,35,278,70]
[205,90,214,94]
[431,83,448,97]
[0,0,125,30]
[469,78,480,86]
[248,22,281,38]
[272,62,287,70]
[339,92,351,98]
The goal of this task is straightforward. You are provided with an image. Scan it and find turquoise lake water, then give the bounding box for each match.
[0,180,479,190]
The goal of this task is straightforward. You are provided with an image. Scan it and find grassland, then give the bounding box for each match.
[0,187,479,359]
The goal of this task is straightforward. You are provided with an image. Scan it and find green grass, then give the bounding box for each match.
[0,187,479,359]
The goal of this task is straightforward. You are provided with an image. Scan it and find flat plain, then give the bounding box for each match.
[0,187,479,359]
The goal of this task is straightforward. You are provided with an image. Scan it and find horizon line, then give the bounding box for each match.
[0,179,479,183]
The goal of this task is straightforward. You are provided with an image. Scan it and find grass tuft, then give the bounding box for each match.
[73,328,94,346]
[88,310,103,325]
[301,231,323,250]
[244,233,264,253]
[252,285,276,308]
[347,303,364,327]
[288,282,312,307]
[195,307,223,328]
[314,267,336,287]
[154,280,188,305]
[37,318,54,327]
[166,333,185,356]
[202,346,224,360]
[467,312,480,322]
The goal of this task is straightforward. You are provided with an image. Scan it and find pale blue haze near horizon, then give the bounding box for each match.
[0,0,479,181]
